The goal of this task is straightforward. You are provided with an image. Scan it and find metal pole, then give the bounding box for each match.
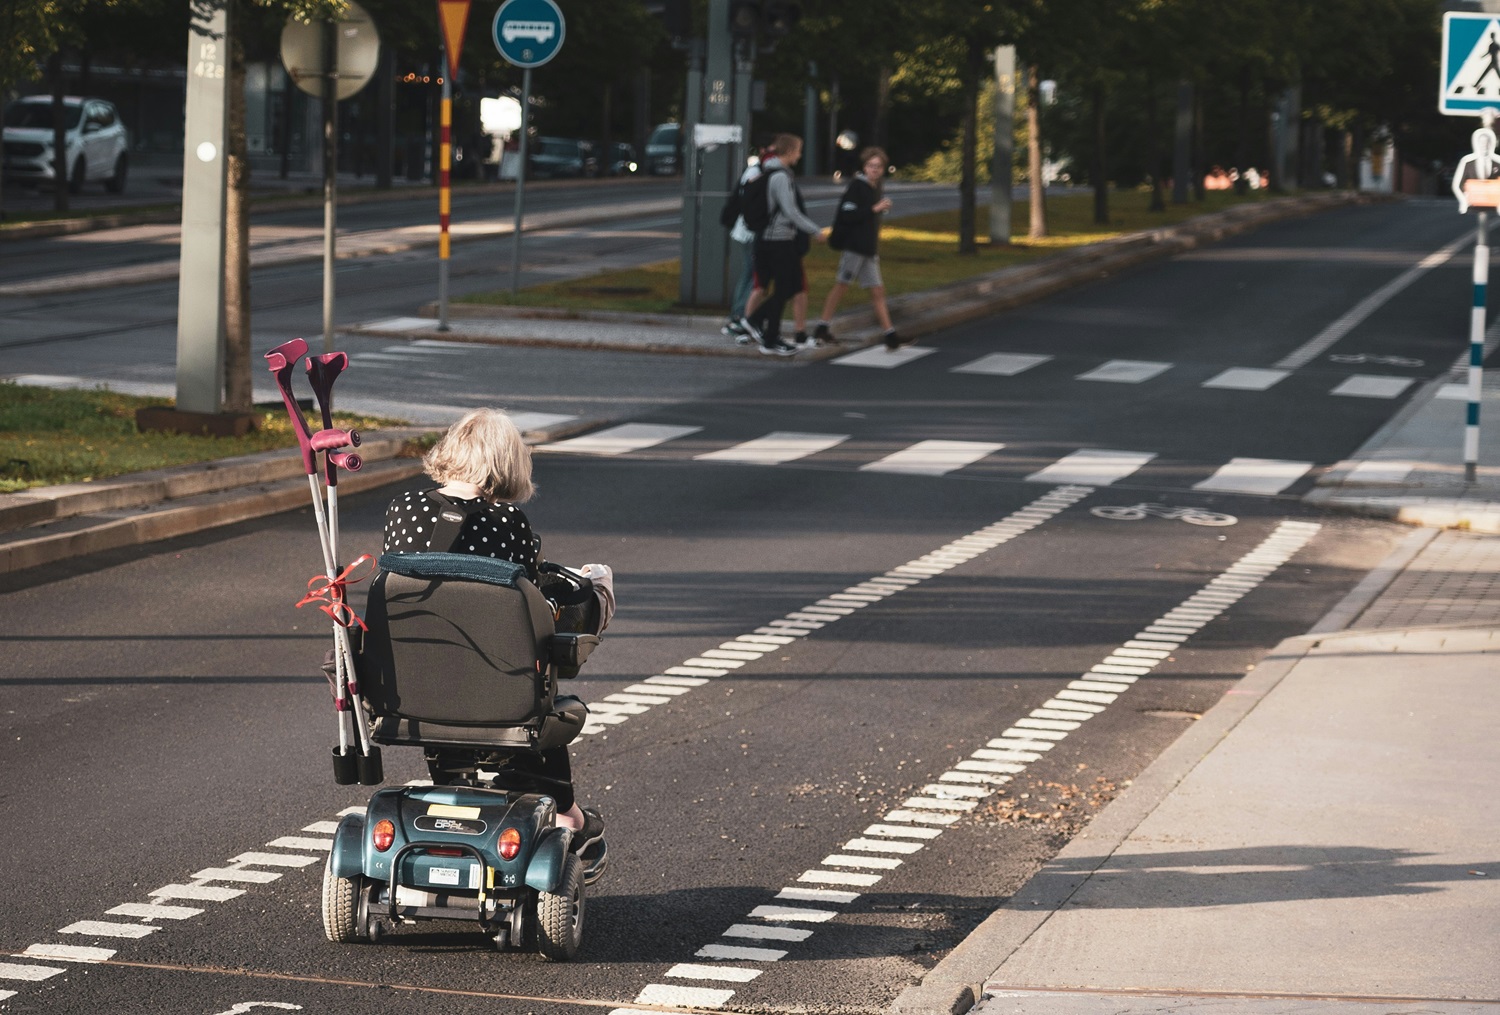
[321,19,338,353]
[437,62,452,329]
[510,67,530,296]
[990,45,1015,245]
[1468,209,1488,485]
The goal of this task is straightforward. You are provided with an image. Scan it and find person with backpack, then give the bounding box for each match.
[738,133,826,356]
[721,149,768,342]
[813,147,903,350]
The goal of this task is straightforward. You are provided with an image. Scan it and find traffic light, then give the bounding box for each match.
[726,0,800,43]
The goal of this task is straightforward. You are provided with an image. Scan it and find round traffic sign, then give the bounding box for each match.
[492,0,565,69]
[280,0,380,101]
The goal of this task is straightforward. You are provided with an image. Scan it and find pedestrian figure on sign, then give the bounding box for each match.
[1476,32,1500,90]
[1452,125,1500,212]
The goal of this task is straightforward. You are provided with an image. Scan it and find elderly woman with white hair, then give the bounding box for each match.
[380,407,613,835]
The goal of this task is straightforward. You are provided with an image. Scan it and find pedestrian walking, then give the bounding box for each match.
[723,149,767,343]
[740,133,826,356]
[813,147,903,350]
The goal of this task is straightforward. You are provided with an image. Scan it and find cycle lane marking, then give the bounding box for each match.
[608,518,1322,1012]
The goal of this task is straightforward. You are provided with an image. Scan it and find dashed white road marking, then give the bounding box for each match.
[1330,374,1415,398]
[1076,359,1172,383]
[1344,461,1415,484]
[860,440,1003,476]
[0,962,67,982]
[833,344,937,369]
[1192,457,1313,496]
[952,352,1053,376]
[22,944,115,963]
[1201,367,1289,391]
[1025,448,1155,486]
[695,431,850,465]
[545,422,702,456]
[57,921,158,939]
[609,519,1321,1013]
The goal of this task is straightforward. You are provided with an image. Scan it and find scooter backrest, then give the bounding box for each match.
[359,553,557,726]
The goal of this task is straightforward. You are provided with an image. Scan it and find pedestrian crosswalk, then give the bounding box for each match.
[833,345,1426,399]
[538,423,1321,496]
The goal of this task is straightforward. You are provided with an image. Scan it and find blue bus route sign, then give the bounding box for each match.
[493,0,565,69]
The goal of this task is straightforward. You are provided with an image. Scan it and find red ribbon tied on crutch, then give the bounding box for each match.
[296,554,376,631]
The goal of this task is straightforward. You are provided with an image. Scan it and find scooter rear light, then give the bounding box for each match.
[498,827,522,860]
[372,819,395,851]
[425,846,464,857]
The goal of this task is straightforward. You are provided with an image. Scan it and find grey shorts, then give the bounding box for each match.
[835,251,883,288]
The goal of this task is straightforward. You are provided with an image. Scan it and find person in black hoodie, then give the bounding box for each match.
[812,147,904,350]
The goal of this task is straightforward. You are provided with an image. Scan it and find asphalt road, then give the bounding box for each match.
[0,197,1479,1014]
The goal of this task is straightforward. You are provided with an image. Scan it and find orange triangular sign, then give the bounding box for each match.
[437,0,471,76]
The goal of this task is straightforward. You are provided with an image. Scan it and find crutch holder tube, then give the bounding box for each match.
[357,747,384,786]
[332,746,359,785]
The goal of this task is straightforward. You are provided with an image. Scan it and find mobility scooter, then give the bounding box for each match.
[263,339,606,959]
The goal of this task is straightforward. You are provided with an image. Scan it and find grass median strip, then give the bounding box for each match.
[0,381,411,493]
[457,190,1277,315]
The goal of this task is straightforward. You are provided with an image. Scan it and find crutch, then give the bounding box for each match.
[265,339,381,786]
[305,350,382,786]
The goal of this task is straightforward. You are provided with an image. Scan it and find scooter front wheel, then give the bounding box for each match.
[535,853,585,961]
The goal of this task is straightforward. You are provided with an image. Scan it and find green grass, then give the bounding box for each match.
[458,188,1279,314]
[0,381,410,493]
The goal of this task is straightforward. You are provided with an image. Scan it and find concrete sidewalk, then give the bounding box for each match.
[893,527,1500,1014]
[1309,365,1500,533]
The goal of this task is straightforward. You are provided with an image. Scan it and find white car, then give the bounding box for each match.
[2,95,129,194]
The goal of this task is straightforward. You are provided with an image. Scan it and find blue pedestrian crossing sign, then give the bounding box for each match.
[493,0,565,69]
[1442,12,1500,115]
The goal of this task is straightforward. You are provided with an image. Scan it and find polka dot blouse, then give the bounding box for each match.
[383,489,540,578]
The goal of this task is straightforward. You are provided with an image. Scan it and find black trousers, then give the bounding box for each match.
[748,239,806,343]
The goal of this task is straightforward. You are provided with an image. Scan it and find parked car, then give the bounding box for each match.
[607,142,638,176]
[528,136,598,179]
[643,122,681,176]
[2,95,129,193]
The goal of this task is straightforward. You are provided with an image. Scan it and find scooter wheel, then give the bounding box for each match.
[535,853,585,961]
[320,857,363,943]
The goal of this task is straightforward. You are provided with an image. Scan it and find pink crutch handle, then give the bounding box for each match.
[264,339,317,475]
[328,452,362,471]
[310,428,361,451]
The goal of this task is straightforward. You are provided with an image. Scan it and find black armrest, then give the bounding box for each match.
[549,633,600,673]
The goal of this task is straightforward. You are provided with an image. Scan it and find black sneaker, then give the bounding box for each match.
[884,329,902,351]
[813,322,835,343]
[759,339,797,357]
[737,317,763,345]
[722,319,746,339]
[793,330,822,349]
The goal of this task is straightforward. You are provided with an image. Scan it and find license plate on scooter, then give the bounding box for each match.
[428,865,480,888]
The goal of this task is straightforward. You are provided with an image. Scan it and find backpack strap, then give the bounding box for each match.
[423,489,473,553]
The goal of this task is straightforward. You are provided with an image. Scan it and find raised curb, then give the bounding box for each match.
[0,418,587,575]
[886,518,1424,1015]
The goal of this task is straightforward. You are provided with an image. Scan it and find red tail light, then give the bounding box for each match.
[498,827,521,860]
[372,819,395,851]
[425,846,464,857]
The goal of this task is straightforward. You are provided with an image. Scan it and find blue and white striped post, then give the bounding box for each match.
[1469,210,1487,485]
[1453,112,1499,484]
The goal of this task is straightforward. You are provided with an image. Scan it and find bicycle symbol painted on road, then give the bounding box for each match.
[1090,503,1238,526]
[1328,353,1425,368]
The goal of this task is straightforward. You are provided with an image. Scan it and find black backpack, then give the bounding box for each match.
[738,167,782,234]
[718,181,743,229]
